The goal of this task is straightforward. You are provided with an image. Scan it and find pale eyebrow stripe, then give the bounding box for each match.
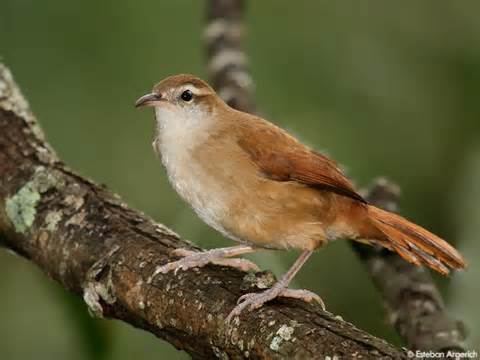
[182,84,207,96]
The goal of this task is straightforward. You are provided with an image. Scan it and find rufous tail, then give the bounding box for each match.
[367,205,466,275]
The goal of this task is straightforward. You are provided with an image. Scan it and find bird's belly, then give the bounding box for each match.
[160,150,240,241]
[158,142,329,250]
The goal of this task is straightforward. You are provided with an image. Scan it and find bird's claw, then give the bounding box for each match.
[216,258,260,272]
[226,291,275,323]
[148,248,260,283]
[280,288,326,311]
[226,287,325,324]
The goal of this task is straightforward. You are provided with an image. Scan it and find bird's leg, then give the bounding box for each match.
[149,245,259,281]
[226,250,324,323]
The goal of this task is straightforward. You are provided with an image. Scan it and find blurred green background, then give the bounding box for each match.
[1,0,479,358]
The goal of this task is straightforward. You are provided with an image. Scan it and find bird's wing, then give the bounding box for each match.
[237,118,366,203]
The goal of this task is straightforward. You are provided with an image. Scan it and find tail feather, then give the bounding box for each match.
[367,205,466,275]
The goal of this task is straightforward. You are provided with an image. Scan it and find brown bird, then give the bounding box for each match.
[136,74,466,322]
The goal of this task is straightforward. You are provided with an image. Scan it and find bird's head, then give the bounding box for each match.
[136,74,226,131]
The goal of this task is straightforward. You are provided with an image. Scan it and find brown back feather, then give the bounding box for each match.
[236,113,365,203]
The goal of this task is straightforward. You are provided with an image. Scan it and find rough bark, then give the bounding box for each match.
[0,64,406,359]
[204,0,466,354]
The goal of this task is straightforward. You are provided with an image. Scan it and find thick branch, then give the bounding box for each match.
[204,0,466,353]
[0,64,406,358]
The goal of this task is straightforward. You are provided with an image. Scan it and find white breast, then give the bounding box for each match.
[154,106,236,240]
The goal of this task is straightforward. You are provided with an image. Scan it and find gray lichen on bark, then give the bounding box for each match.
[6,167,64,234]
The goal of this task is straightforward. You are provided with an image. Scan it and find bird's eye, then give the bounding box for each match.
[180,90,193,102]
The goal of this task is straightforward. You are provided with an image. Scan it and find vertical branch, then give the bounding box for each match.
[205,0,255,112]
[204,0,467,353]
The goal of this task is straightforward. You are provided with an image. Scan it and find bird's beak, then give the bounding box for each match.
[135,93,162,108]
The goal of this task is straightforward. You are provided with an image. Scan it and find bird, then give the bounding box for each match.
[135,74,466,322]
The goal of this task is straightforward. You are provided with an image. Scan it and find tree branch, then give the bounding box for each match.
[205,0,254,113]
[355,180,466,352]
[0,63,406,358]
[204,0,466,354]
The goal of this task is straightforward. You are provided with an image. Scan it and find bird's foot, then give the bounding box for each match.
[148,247,260,282]
[226,286,325,323]
[279,289,325,310]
